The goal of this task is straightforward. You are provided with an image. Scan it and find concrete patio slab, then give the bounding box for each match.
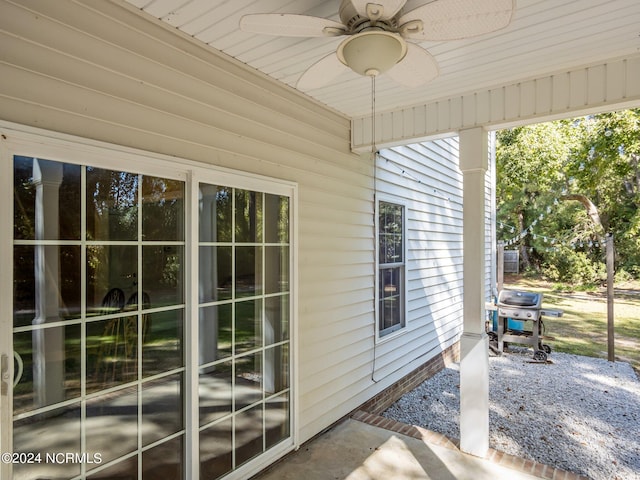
[253,418,549,480]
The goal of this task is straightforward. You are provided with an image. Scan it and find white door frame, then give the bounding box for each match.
[0,121,298,480]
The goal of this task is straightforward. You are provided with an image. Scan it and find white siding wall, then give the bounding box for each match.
[0,0,481,450]
[373,139,464,376]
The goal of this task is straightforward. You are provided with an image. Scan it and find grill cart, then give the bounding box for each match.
[487,290,563,362]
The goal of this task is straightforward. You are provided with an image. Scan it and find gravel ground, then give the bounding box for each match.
[382,349,640,480]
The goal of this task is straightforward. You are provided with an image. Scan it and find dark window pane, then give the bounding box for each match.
[265,294,289,345]
[199,304,232,363]
[265,194,289,243]
[200,418,232,480]
[86,245,138,316]
[265,246,289,294]
[14,157,81,241]
[13,404,81,479]
[86,384,138,468]
[199,361,232,426]
[143,309,184,377]
[87,316,139,393]
[235,352,262,410]
[264,344,289,395]
[13,325,81,415]
[235,190,262,243]
[88,456,138,479]
[235,299,262,354]
[266,393,290,450]
[86,167,138,241]
[236,246,262,298]
[142,373,183,446]
[143,435,183,480]
[199,185,232,243]
[13,245,81,327]
[379,202,403,264]
[379,267,403,335]
[235,404,264,467]
[142,245,184,308]
[142,176,184,241]
[199,246,232,302]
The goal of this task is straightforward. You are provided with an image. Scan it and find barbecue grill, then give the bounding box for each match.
[489,289,562,362]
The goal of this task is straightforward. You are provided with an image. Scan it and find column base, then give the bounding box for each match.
[459,332,489,457]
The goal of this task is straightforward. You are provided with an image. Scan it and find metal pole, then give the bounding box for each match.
[606,234,615,362]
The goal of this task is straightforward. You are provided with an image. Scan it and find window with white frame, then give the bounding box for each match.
[377,200,405,337]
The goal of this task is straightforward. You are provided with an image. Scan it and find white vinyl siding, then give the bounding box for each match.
[0,2,494,475]
[372,138,464,377]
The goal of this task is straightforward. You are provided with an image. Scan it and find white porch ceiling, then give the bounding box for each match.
[123,0,640,119]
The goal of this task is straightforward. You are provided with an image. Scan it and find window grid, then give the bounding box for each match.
[378,201,405,337]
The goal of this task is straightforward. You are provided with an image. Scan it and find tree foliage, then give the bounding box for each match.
[496,108,640,282]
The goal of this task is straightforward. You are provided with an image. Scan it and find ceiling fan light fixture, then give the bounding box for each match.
[337,31,407,77]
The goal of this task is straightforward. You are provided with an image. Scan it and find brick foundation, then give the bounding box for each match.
[359,342,460,415]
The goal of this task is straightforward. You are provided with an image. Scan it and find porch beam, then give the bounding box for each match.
[352,53,640,152]
[458,127,490,457]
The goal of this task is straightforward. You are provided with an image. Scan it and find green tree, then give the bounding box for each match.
[496,108,640,282]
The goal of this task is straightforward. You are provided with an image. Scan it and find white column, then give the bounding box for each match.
[198,185,219,366]
[458,127,490,457]
[32,159,65,407]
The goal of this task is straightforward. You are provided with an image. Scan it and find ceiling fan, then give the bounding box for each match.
[240,0,515,90]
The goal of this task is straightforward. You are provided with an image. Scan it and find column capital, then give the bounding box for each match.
[458,127,488,173]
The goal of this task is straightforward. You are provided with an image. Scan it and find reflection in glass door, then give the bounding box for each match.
[198,185,291,479]
[12,156,186,479]
[7,151,293,480]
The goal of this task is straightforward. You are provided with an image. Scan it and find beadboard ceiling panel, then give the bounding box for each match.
[123,0,640,118]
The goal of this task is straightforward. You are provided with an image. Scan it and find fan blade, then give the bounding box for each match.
[398,0,514,41]
[297,53,350,90]
[387,44,439,88]
[350,0,407,20]
[240,14,347,37]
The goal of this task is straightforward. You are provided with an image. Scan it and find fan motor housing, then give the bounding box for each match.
[339,0,399,32]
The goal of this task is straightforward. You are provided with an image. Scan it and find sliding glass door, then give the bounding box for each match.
[2,142,294,480]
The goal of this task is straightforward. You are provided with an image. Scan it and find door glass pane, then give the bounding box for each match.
[13,404,81,480]
[235,404,264,467]
[199,185,232,243]
[265,393,290,449]
[13,325,81,415]
[142,245,184,307]
[142,176,184,241]
[12,157,186,480]
[199,246,232,302]
[235,246,262,298]
[200,418,233,479]
[198,183,291,479]
[87,315,139,393]
[13,245,82,327]
[88,456,137,479]
[86,167,138,241]
[14,156,81,241]
[265,246,289,294]
[86,384,138,467]
[199,304,232,362]
[143,309,184,377]
[235,352,262,410]
[142,373,183,446]
[142,435,183,480]
[235,299,262,354]
[199,361,232,426]
[235,190,262,243]
[86,245,138,316]
[265,294,289,345]
[264,194,289,244]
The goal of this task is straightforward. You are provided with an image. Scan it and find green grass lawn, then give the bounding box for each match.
[503,275,640,374]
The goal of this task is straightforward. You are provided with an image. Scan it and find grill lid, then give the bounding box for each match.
[497,290,543,308]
